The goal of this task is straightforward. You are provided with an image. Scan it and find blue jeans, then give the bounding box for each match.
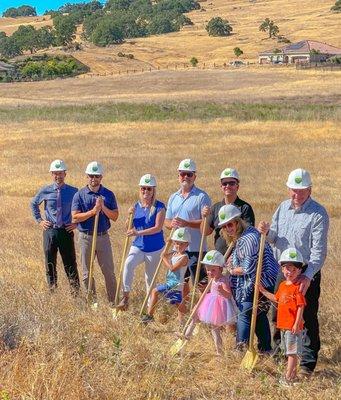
[236,300,272,352]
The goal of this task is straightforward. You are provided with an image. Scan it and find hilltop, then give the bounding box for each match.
[0,0,340,74]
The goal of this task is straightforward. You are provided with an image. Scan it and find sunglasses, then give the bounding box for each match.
[179,171,194,178]
[140,187,153,191]
[88,174,101,178]
[221,181,238,187]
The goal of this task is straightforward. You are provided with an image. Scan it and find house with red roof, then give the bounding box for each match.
[258,40,341,64]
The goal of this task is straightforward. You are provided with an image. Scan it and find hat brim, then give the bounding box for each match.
[286,183,311,189]
[218,215,240,227]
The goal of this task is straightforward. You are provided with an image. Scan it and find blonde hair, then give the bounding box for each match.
[220,217,247,244]
[139,187,156,220]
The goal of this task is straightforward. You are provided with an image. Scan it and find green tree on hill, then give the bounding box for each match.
[91,18,124,46]
[3,5,37,18]
[206,17,232,37]
[53,15,77,46]
[259,18,279,38]
[0,34,22,58]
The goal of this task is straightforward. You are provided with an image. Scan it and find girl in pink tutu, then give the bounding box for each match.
[185,250,237,355]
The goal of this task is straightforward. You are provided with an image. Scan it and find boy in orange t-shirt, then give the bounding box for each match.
[260,248,306,385]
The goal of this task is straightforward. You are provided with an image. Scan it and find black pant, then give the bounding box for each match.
[43,228,80,292]
[272,270,321,372]
[301,271,321,372]
[184,251,207,284]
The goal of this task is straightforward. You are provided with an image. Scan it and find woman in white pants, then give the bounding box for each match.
[118,174,165,310]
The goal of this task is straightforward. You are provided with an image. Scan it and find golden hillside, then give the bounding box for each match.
[0,0,340,73]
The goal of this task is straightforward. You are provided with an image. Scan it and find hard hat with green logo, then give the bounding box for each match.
[139,174,156,187]
[171,227,191,243]
[286,168,312,189]
[49,159,67,172]
[202,250,225,267]
[218,204,241,227]
[85,161,103,176]
[279,247,304,267]
[178,159,196,172]
[220,168,240,181]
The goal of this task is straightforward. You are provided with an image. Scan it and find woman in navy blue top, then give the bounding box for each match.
[118,174,165,310]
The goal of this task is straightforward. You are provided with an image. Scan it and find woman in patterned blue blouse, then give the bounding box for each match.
[218,204,279,353]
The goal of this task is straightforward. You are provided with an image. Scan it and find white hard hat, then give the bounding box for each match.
[220,168,240,181]
[171,227,191,243]
[85,161,103,175]
[218,204,241,227]
[279,248,304,266]
[139,174,156,187]
[178,158,196,172]
[49,159,67,172]
[202,250,225,267]
[286,168,312,189]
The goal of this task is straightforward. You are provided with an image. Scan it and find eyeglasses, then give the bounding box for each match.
[88,174,101,178]
[179,171,194,178]
[221,181,238,187]
[140,187,153,191]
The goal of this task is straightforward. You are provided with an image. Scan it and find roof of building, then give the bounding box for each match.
[259,40,341,56]
[0,61,15,72]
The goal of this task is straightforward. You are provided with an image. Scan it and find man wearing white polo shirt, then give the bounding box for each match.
[165,159,211,287]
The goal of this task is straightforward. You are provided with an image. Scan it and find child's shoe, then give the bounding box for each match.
[141,314,154,324]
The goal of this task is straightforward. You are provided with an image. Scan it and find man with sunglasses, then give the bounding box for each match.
[165,159,211,290]
[72,161,118,306]
[31,159,80,294]
[202,168,255,255]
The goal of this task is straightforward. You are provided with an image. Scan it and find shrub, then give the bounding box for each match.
[206,17,232,36]
[331,0,341,12]
[190,57,198,67]
[233,47,243,58]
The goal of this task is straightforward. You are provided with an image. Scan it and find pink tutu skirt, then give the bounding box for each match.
[197,293,237,326]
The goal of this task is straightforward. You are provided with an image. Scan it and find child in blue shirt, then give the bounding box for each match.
[141,227,190,325]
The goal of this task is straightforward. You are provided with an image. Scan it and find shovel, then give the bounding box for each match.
[112,211,134,319]
[139,228,175,317]
[240,233,266,371]
[170,278,213,356]
[170,241,235,353]
[189,216,207,312]
[87,212,99,306]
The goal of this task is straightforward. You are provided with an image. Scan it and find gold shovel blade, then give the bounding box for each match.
[169,338,187,356]
[192,324,200,336]
[112,308,120,320]
[240,349,259,371]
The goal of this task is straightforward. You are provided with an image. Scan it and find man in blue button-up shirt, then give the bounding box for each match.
[72,161,119,305]
[31,159,80,293]
[259,168,329,376]
[165,159,211,307]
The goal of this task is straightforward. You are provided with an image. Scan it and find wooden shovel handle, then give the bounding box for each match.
[114,211,134,306]
[248,233,266,350]
[87,212,99,305]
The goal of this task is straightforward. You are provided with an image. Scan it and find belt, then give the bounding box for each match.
[81,230,108,236]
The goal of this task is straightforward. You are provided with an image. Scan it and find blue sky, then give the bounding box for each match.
[0,1,106,16]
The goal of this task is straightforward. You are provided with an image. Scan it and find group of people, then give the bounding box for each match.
[31,158,329,385]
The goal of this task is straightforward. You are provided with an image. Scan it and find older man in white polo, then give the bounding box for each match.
[165,159,211,292]
[259,168,329,376]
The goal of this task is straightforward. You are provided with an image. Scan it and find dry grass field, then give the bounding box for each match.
[0,105,340,399]
[0,1,340,398]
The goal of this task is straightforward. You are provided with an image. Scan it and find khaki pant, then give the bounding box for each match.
[79,232,116,304]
